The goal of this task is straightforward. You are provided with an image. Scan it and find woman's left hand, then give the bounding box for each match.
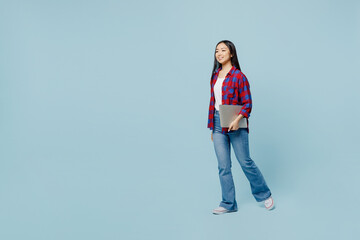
[228,119,240,132]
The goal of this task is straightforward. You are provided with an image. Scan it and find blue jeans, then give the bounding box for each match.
[212,109,271,211]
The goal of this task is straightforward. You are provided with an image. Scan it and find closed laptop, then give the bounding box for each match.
[219,104,248,128]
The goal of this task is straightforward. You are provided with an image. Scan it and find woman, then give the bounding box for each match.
[208,40,275,214]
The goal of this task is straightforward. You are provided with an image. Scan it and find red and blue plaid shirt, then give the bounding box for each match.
[207,65,252,134]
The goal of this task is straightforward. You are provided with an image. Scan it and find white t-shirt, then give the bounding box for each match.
[214,77,225,111]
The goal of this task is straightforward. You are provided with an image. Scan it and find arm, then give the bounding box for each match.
[228,74,252,131]
[238,74,252,118]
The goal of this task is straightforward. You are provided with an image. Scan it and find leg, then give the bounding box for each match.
[212,111,238,211]
[229,128,271,202]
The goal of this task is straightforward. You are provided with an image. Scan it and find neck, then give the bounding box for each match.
[221,61,233,71]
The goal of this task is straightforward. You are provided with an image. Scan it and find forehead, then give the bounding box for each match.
[216,43,228,50]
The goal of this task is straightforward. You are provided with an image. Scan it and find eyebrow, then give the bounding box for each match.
[216,48,226,51]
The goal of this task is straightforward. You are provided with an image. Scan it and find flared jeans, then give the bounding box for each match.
[212,109,272,211]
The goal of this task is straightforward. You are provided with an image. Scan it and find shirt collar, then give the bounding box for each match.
[215,65,237,77]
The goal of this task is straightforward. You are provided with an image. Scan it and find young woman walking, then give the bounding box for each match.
[208,40,275,214]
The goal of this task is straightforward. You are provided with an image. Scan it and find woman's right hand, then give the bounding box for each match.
[211,132,213,141]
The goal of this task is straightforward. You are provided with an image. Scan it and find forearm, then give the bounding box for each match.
[235,114,244,122]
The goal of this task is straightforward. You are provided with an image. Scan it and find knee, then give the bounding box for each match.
[239,157,256,169]
[218,164,232,175]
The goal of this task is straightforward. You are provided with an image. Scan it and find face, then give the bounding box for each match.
[215,42,233,65]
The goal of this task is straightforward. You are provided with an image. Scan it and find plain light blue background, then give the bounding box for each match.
[1,0,360,239]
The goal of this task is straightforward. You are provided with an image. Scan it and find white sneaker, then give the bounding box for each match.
[264,196,275,210]
[212,206,237,215]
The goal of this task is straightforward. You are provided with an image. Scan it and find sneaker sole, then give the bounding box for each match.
[266,204,275,211]
[212,209,238,215]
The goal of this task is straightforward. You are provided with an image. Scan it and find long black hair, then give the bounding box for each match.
[210,40,241,82]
